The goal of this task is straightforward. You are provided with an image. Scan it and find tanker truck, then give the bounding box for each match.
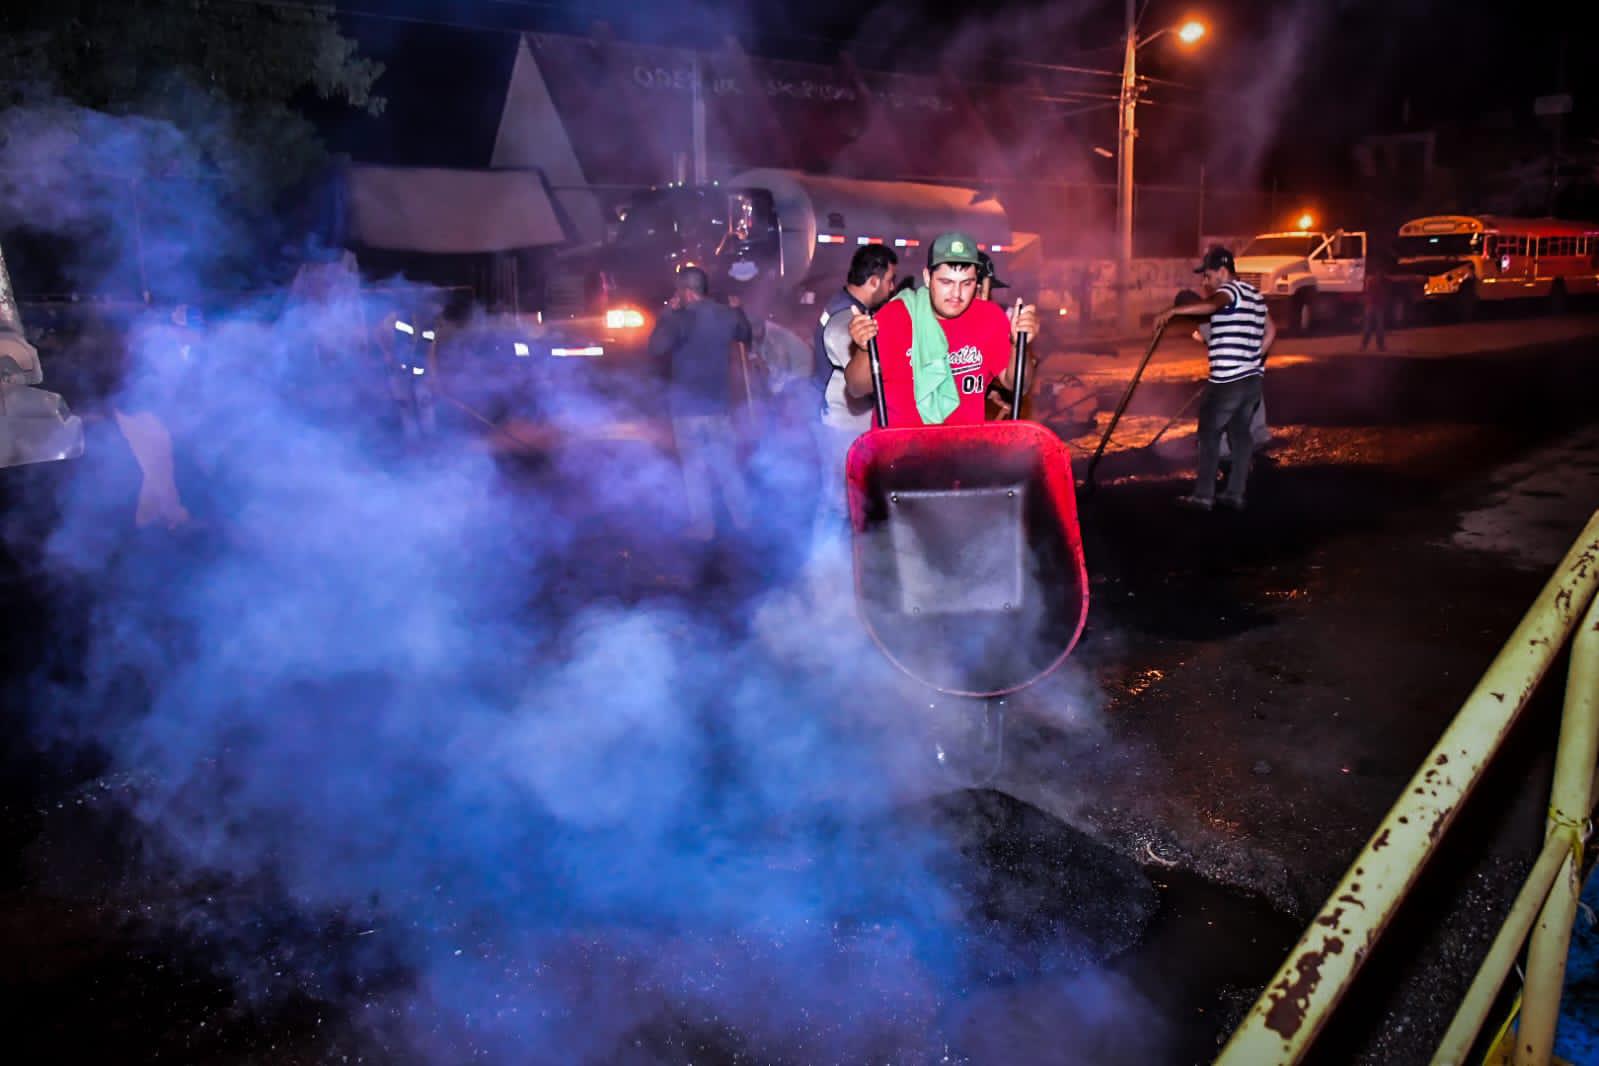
[541,169,1025,361]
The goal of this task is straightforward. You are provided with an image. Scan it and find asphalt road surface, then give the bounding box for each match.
[2,307,1597,1064]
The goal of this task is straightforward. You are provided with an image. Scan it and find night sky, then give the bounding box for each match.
[326,0,1592,196]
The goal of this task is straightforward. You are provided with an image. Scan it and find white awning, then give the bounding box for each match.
[347,166,567,253]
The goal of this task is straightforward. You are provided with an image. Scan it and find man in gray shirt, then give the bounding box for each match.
[813,245,897,532]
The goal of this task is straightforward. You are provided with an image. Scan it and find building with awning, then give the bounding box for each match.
[487,32,1090,245]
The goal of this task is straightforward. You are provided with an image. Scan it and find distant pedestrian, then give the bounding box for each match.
[976,249,1007,304]
[1154,246,1275,511]
[1361,254,1390,352]
[752,314,812,400]
[648,266,755,542]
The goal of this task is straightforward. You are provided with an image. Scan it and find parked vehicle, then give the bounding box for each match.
[1232,229,1379,334]
[1394,215,1599,319]
[543,170,1031,359]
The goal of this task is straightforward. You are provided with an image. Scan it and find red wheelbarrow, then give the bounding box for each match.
[844,331,1089,784]
[846,419,1088,697]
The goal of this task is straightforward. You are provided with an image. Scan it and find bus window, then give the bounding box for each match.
[1395,232,1482,258]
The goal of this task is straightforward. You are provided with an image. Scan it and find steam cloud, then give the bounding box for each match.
[3,97,1160,1063]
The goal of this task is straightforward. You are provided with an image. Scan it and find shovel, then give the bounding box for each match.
[1083,321,1167,489]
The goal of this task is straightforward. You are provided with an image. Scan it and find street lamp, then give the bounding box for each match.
[1117,9,1208,334]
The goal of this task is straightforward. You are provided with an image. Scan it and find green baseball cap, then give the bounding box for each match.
[928,231,982,270]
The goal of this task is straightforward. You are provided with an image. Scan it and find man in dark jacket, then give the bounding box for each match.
[647,266,754,541]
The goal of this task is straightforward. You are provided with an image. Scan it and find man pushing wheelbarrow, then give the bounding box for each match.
[842,233,1036,429]
[836,234,1088,781]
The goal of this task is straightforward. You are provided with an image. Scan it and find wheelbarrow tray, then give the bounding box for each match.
[846,421,1089,697]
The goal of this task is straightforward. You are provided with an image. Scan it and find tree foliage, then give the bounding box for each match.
[1,0,385,204]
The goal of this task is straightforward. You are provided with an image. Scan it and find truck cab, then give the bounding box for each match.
[544,184,783,364]
[1233,230,1369,334]
[0,242,85,469]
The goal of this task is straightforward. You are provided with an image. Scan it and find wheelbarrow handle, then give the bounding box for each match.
[1010,327,1029,421]
[868,335,889,427]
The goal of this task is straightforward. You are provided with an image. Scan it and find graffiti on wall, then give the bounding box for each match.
[1035,258,1194,327]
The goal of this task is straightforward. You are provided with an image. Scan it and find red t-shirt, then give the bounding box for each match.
[871,297,1013,427]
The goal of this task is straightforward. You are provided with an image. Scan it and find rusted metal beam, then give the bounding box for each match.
[1516,582,1599,1065]
[1433,833,1572,1064]
[1217,511,1599,1065]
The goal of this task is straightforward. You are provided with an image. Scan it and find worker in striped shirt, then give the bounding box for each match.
[1154,245,1275,511]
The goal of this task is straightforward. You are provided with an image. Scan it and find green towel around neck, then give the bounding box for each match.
[893,285,959,425]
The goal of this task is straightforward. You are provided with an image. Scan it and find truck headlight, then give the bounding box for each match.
[605,308,647,330]
[1275,277,1289,292]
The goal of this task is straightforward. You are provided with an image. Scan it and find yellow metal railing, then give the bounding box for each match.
[1217,511,1599,1066]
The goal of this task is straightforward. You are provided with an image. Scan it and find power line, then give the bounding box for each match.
[192,0,1239,117]
[1047,101,1120,120]
[1035,92,1124,104]
[1015,58,1200,93]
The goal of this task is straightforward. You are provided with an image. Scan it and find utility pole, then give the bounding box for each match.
[1115,0,1137,335]
[691,54,708,185]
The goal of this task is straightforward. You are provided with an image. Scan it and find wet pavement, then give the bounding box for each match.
[1001,308,1599,1060]
[4,307,1599,1062]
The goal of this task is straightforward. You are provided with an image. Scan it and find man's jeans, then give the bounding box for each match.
[811,420,863,532]
[672,413,751,540]
[1194,375,1264,502]
[1361,303,1387,351]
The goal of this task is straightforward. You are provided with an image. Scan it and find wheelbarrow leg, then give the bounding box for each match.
[935,697,1008,789]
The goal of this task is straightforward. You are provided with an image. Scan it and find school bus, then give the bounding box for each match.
[1394,215,1599,316]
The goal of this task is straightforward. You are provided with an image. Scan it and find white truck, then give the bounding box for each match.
[1231,229,1380,335]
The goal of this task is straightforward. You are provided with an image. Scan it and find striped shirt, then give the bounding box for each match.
[1207,279,1269,383]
